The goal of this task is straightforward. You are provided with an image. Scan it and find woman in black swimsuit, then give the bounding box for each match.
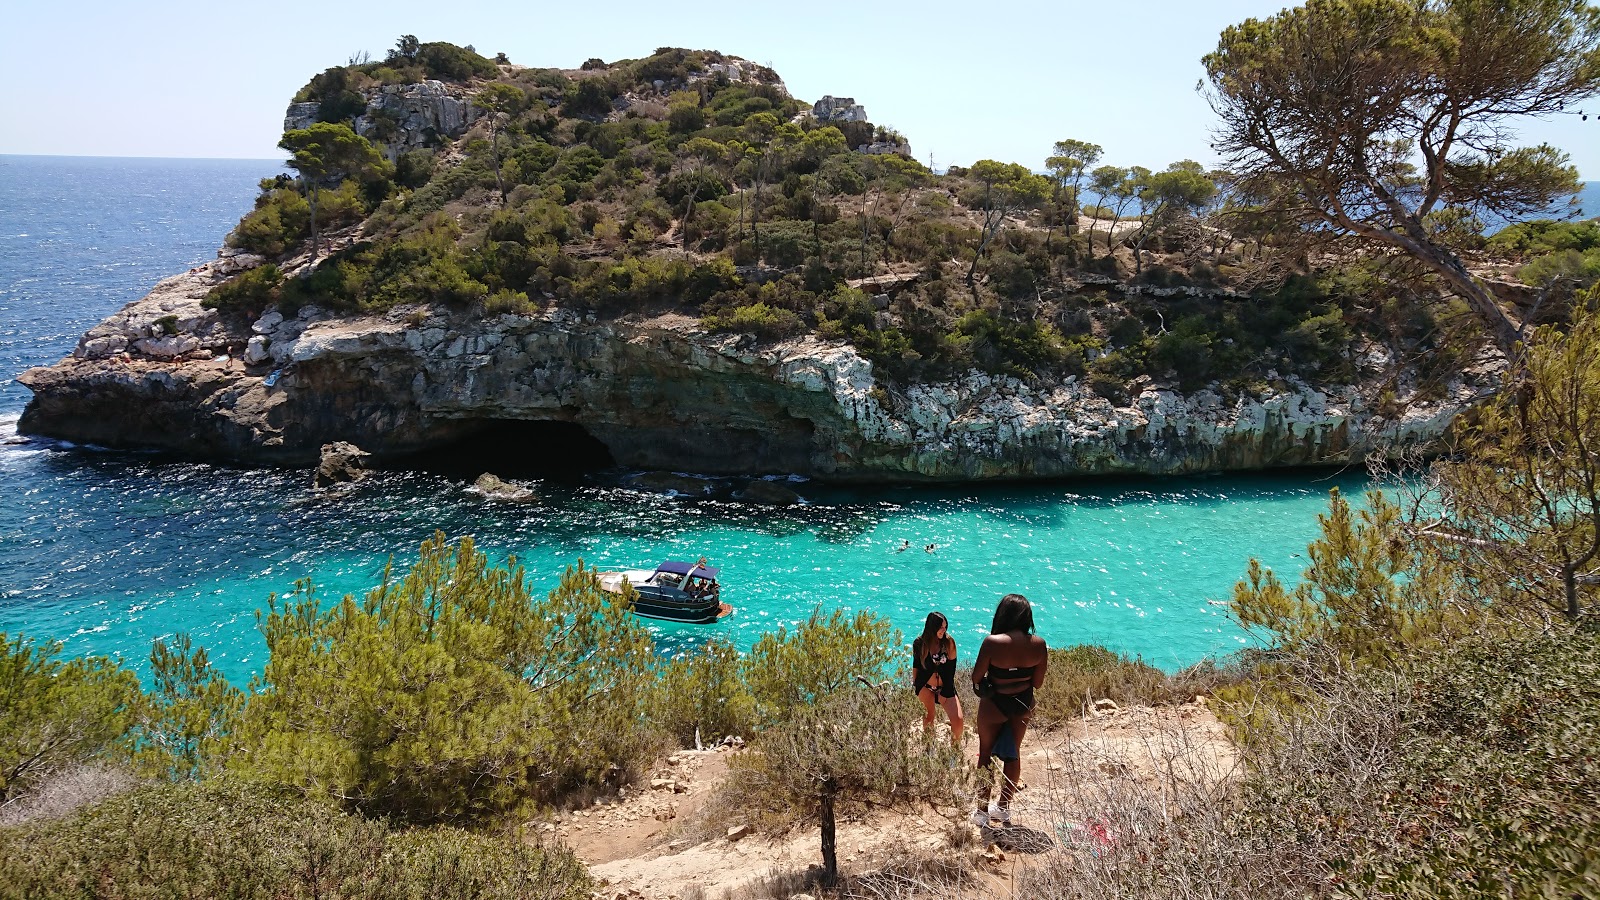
[911,612,964,746]
[969,594,1049,827]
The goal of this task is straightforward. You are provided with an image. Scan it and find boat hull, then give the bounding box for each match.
[600,573,730,624]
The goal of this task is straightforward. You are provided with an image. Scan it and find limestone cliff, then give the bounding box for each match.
[16,251,1497,480]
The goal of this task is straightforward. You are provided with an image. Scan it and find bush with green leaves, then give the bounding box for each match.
[1517,246,1600,290]
[228,533,657,824]
[131,632,242,782]
[1230,488,1465,667]
[203,263,282,317]
[652,638,755,746]
[722,685,964,885]
[0,633,140,804]
[702,302,805,340]
[1029,645,1167,723]
[742,608,897,728]
[1488,217,1600,259]
[229,186,310,256]
[0,779,591,900]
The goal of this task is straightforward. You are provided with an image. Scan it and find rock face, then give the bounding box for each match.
[812,96,869,123]
[315,441,370,487]
[17,273,1499,481]
[284,81,482,159]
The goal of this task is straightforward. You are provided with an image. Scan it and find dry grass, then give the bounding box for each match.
[1017,665,1410,900]
[0,763,137,828]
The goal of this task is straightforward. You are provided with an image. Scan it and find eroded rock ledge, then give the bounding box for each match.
[17,254,1499,481]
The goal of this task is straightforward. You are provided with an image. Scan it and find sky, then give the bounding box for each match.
[1,0,1595,177]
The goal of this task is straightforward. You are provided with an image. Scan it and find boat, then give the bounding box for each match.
[598,559,732,624]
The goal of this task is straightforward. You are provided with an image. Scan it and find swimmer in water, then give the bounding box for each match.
[925,543,937,553]
[897,539,911,552]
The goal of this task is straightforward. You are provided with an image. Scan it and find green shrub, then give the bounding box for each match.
[229,188,310,256]
[1151,317,1216,389]
[483,288,538,316]
[394,149,435,189]
[1488,217,1600,258]
[652,639,755,746]
[1030,645,1168,723]
[131,633,242,782]
[1517,246,1600,289]
[722,686,964,885]
[1230,488,1465,667]
[228,534,657,824]
[703,302,805,340]
[203,264,283,317]
[0,780,592,900]
[743,608,897,728]
[0,634,140,804]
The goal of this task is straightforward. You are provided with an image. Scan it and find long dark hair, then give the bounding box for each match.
[991,593,1034,635]
[915,611,950,664]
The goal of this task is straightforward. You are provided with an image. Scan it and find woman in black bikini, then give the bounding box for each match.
[969,594,1048,827]
[911,612,964,746]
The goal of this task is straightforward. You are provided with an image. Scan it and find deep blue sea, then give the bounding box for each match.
[0,154,1496,683]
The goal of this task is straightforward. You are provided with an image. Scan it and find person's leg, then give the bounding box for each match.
[940,692,964,746]
[917,686,937,731]
[996,713,1033,816]
[970,699,1004,824]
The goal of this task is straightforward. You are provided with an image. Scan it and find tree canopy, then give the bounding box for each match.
[1204,0,1600,351]
[279,123,389,258]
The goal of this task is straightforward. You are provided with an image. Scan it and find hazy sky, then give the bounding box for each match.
[2,0,1595,176]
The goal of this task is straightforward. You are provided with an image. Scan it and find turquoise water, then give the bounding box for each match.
[0,438,1361,683]
[0,155,1362,684]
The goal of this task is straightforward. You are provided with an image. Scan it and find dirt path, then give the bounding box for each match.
[543,698,1233,900]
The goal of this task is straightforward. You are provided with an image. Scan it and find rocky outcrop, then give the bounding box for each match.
[470,473,539,503]
[285,81,482,159]
[812,96,869,124]
[315,441,370,487]
[17,274,1499,481]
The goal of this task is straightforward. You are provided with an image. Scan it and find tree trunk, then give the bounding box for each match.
[491,127,506,206]
[309,185,321,260]
[1359,222,1523,354]
[820,789,838,886]
[1565,565,1579,621]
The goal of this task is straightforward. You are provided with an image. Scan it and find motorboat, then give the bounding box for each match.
[598,559,732,624]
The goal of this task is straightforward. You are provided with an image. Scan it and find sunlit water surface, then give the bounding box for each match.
[0,155,1364,683]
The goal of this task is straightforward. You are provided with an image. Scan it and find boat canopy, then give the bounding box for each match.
[656,560,720,579]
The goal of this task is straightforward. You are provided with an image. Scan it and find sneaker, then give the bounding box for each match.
[993,805,1012,826]
[969,807,990,828]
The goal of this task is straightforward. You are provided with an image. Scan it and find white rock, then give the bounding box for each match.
[244,335,271,365]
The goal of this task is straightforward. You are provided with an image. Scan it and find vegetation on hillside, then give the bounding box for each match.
[205,31,1598,399]
[12,5,1600,893]
[6,290,1600,895]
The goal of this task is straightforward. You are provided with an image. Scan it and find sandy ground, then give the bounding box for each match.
[538,697,1234,900]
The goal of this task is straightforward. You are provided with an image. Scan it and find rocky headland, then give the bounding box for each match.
[14,45,1507,480]
[16,250,1495,480]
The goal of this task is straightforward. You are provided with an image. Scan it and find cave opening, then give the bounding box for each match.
[386,419,617,480]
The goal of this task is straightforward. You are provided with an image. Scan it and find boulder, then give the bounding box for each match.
[726,824,751,842]
[470,473,539,503]
[314,441,370,488]
[736,480,801,506]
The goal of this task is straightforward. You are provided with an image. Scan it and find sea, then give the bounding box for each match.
[9,155,1545,684]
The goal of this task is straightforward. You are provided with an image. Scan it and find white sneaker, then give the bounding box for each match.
[993,805,1012,826]
[969,808,990,828]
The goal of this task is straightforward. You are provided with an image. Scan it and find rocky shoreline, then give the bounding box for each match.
[16,251,1500,482]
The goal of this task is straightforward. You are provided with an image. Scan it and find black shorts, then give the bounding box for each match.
[988,687,1034,718]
